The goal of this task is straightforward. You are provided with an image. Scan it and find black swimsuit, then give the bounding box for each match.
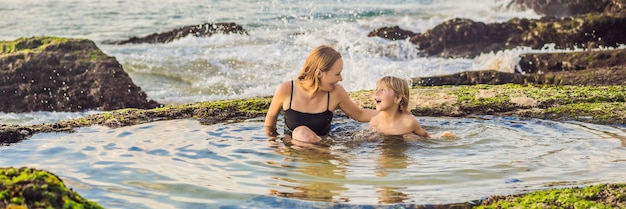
[283,80,333,136]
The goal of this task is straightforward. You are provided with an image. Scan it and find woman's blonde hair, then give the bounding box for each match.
[377,76,411,113]
[296,45,342,93]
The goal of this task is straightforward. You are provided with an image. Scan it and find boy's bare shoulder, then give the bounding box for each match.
[401,113,419,123]
[369,114,381,126]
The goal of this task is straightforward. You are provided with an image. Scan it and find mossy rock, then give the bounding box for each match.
[0,167,102,209]
[3,84,626,145]
[476,183,626,208]
[1,36,161,113]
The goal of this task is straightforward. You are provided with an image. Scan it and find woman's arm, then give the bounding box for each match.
[335,85,378,122]
[264,81,290,137]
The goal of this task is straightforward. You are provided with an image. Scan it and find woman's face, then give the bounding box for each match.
[319,58,343,92]
[373,82,398,112]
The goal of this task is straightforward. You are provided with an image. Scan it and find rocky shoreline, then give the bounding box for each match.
[2,84,625,145]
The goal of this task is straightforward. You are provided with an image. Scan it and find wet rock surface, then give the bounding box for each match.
[104,22,248,45]
[407,14,626,58]
[0,98,270,145]
[506,0,625,17]
[413,48,626,86]
[369,0,626,58]
[0,167,103,209]
[367,26,417,41]
[0,37,161,113]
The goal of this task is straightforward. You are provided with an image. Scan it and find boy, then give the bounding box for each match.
[369,76,429,137]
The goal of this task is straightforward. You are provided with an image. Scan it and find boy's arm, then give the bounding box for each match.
[411,118,430,138]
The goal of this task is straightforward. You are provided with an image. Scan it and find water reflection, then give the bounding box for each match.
[375,136,411,204]
[268,134,424,204]
[268,137,349,202]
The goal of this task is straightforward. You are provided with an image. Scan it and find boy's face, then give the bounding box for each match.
[373,82,399,112]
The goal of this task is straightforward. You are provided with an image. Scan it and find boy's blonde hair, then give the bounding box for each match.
[377,76,410,113]
[296,45,342,93]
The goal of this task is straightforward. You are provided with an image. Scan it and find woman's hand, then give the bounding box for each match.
[265,126,278,137]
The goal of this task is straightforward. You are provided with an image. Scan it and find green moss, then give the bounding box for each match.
[448,84,626,107]
[543,102,626,122]
[0,167,103,209]
[100,113,114,120]
[0,37,73,55]
[191,97,271,113]
[10,197,24,205]
[406,84,625,124]
[476,184,626,208]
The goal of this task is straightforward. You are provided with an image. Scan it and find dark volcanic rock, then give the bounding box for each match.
[367,26,417,41]
[415,14,626,58]
[506,0,625,17]
[518,48,626,74]
[413,67,626,86]
[106,22,249,45]
[409,18,502,58]
[413,48,626,86]
[0,37,161,113]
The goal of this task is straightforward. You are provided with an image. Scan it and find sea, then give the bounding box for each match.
[0,0,546,124]
[2,1,626,209]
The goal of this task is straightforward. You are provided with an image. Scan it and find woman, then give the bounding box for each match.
[264,45,378,144]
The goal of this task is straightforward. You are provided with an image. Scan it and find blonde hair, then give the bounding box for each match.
[377,76,410,113]
[296,45,342,93]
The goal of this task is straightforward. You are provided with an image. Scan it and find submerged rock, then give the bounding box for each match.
[0,167,103,209]
[0,36,161,113]
[105,22,249,45]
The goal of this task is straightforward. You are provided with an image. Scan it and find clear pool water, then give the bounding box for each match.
[1,116,625,208]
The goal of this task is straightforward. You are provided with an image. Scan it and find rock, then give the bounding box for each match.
[412,48,626,87]
[367,26,417,40]
[413,70,529,86]
[506,0,625,17]
[409,18,501,58]
[105,22,248,44]
[0,167,103,209]
[0,125,31,145]
[414,14,626,58]
[518,48,626,74]
[0,37,161,113]
[0,97,271,144]
[413,67,626,86]
[370,13,626,58]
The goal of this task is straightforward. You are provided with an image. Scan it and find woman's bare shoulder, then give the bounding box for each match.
[330,84,350,99]
[274,80,293,95]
